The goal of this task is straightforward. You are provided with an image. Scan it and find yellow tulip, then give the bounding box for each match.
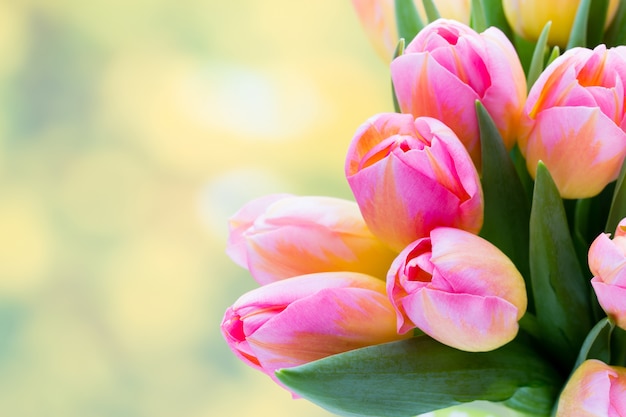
[502,0,620,47]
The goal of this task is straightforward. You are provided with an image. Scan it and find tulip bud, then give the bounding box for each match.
[556,359,626,416]
[345,113,483,252]
[350,0,471,62]
[387,227,527,352]
[519,45,626,199]
[220,272,409,386]
[390,19,526,167]
[589,218,626,330]
[226,194,396,285]
[503,0,619,48]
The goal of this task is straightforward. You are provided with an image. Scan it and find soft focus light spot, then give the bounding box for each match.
[102,235,206,355]
[182,63,328,141]
[0,190,51,296]
[56,147,155,237]
[198,167,292,239]
[0,1,26,79]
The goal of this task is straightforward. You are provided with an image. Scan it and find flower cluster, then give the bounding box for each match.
[221,1,626,415]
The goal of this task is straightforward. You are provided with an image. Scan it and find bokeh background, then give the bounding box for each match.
[0,1,522,416]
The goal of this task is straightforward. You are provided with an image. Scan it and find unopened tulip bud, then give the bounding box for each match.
[391,19,526,167]
[556,359,626,416]
[221,272,409,388]
[345,113,483,252]
[519,45,626,198]
[226,194,396,284]
[387,227,527,352]
[589,218,626,330]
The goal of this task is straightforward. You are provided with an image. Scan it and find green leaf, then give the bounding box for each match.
[480,0,513,39]
[514,34,538,75]
[573,317,614,369]
[610,325,626,366]
[276,336,563,417]
[587,0,610,47]
[526,22,551,92]
[421,0,440,22]
[604,0,626,46]
[470,0,487,32]
[391,38,405,113]
[529,163,593,370]
[606,157,626,233]
[476,102,532,307]
[395,0,424,43]
[546,46,561,66]
[566,0,592,49]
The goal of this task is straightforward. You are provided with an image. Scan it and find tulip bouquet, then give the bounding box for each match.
[221,0,626,415]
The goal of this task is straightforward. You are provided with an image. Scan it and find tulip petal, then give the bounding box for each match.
[226,194,292,267]
[591,279,626,329]
[524,106,626,198]
[409,289,520,352]
[391,52,481,161]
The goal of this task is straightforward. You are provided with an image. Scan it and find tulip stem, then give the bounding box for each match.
[519,312,541,340]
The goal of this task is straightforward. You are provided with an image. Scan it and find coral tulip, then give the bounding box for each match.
[589,218,626,330]
[345,113,483,252]
[390,19,526,167]
[503,0,619,48]
[387,227,527,352]
[350,0,471,61]
[556,359,626,416]
[226,194,396,285]
[220,272,409,385]
[519,45,626,198]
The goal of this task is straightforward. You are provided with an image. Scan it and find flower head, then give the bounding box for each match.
[221,272,408,387]
[519,45,626,198]
[589,218,626,330]
[391,19,526,167]
[227,194,396,284]
[345,113,483,252]
[387,227,527,351]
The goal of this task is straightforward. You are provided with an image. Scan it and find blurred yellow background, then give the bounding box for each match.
[0,1,392,416]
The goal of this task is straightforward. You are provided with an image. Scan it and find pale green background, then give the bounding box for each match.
[0,1,526,416]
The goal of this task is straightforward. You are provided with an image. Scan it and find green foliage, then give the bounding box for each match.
[529,163,593,370]
[476,102,532,308]
[394,0,424,43]
[277,336,563,417]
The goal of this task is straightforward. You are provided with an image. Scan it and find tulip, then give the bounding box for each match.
[350,0,471,62]
[226,194,397,285]
[387,227,527,352]
[556,359,626,416]
[519,45,626,199]
[503,0,619,48]
[345,113,483,252]
[220,272,409,385]
[390,19,526,167]
[589,218,626,330]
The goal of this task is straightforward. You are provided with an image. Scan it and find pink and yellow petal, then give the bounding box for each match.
[524,106,626,198]
[410,289,520,351]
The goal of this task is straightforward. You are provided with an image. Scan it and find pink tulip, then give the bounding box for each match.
[556,359,626,416]
[387,227,527,352]
[390,19,526,167]
[221,272,409,386]
[350,0,471,62]
[589,218,626,330]
[345,113,483,252]
[519,45,626,199]
[226,194,397,285]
